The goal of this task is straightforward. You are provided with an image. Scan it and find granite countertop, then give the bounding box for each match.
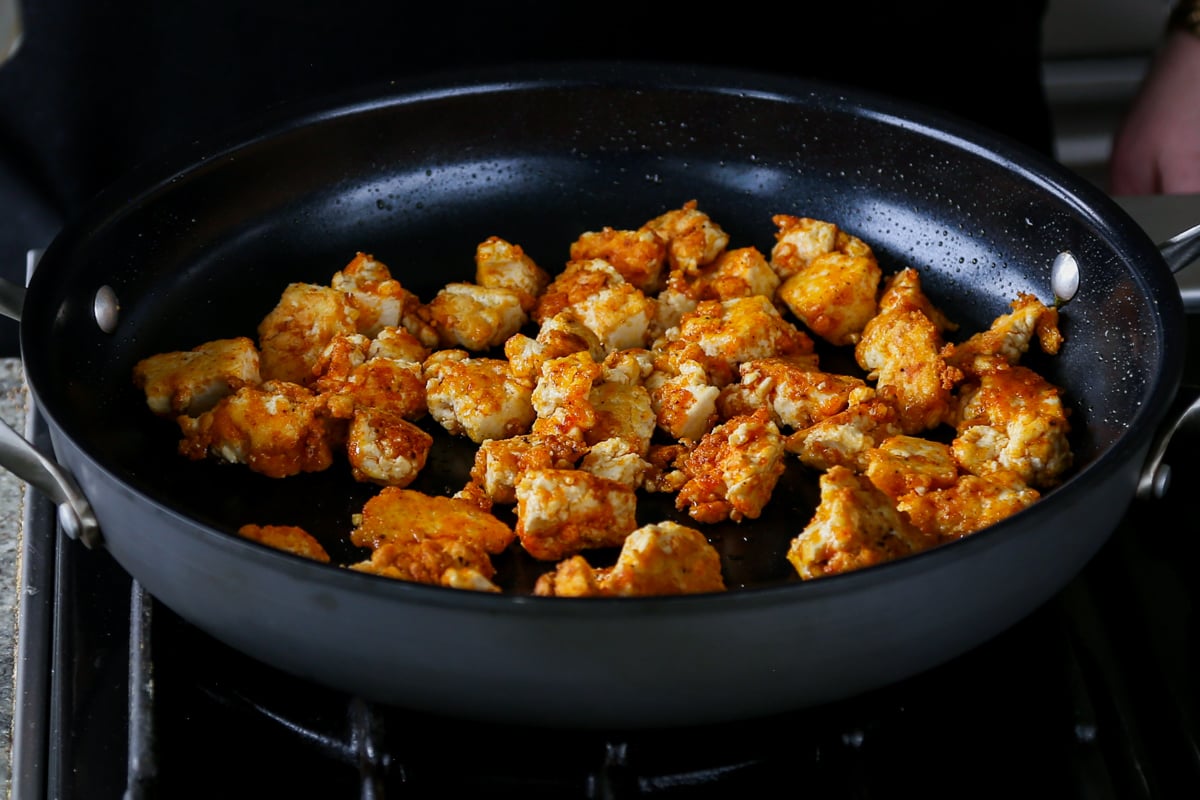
[0,357,27,798]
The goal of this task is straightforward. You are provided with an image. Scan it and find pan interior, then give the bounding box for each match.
[24,66,1181,593]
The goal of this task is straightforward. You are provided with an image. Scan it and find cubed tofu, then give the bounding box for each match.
[898,470,1040,542]
[646,280,699,343]
[504,311,606,384]
[586,381,656,453]
[946,292,1062,375]
[784,396,903,472]
[657,295,814,386]
[132,202,1079,595]
[534,521,725,597]
[133,336,261,417]
[530,351,602,439]
[768,214,839,280]
[787,465,938,579]
[237,523,330,563]
[600,347,655,385]
[578,437,652,488]
[568,225,672,293]
[345,408,434,487]
[258,282,360,385]
[569,226,668,294]
[952,364,1073,488]
[513,468,639,560]
[331,252,413,338]
[313,333,373,390]
[777,251,881,347]
[644,357,721,443]
[470,432,585,504]
[177,379,339,479]
[320,352,427,422]
[349,538,500,592]
[426,282,528,351]
[863,435,959,500]
[717,356,861,432]
[350,485,515,555]
[875,267,958,334]
[642,199,730,275]
[474,235,551,313]
[688,246,781,301]
[423,351,535,443]
[856,308,962,435]
[675,408,787,524]
[369,325,432,363]
[533,259,656,353]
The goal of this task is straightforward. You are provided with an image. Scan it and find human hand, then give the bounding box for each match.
[1107,30,1200,195]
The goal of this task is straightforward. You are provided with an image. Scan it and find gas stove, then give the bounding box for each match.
[10,199,1200,800]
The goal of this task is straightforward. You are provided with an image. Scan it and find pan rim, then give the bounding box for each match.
[21,60,1188,609]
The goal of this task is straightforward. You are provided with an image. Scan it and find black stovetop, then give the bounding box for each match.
[11,321,1200,800]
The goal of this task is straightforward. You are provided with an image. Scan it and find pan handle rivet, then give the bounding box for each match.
[93,285,119,333]
[1051,251,1079,306]
[1139,463,1171,500]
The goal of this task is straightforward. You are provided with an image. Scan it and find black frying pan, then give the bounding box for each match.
[2,62,1194,728]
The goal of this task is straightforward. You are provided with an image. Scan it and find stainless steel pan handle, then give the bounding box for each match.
[0,416,99,547]
[1160,221,1200,275]
[0,273,101,547]
[1135,221,1200,499]
[0,277,22,322]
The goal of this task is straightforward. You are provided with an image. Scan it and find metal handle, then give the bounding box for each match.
[0,417,100,547]
[1159,221,1200,275]
[1134,222,1200,500]
[0,277,23,321]
[0,256,101,547]
[1136,386,1200,501]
